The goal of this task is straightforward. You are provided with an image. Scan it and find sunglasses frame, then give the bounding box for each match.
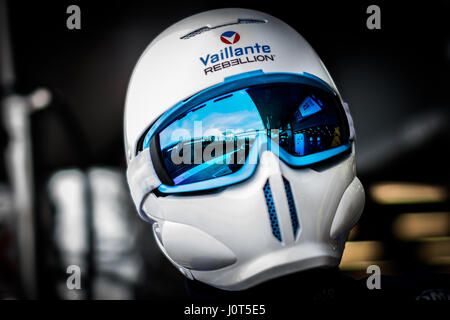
[140,70,352,194]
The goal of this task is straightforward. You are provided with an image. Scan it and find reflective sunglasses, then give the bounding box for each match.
[139,72,351,194]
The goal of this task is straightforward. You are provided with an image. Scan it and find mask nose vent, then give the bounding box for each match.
[282,177,300,238]
[263,180,282,242]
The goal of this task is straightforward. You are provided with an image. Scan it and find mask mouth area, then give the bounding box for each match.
[142,74,351,195]
[282,177,301,239]
[263,179,283,242]
[263,176,300,243]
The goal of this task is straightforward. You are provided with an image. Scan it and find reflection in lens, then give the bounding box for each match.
[247,84,348,157]
[157,83,349,186]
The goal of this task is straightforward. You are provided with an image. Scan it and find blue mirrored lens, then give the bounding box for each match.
[156,83,349,186]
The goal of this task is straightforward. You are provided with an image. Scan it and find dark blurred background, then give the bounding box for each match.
[0,0,449,299]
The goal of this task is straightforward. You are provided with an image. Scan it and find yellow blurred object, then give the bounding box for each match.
[393,212,450,240]
[339,241,384,270]
[417,237,450,265]
[370,182,448,204]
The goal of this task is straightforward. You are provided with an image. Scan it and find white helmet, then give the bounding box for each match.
[124,8,365,291]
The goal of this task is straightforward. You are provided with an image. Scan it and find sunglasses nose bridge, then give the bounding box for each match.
[259,149,282,175]
[251,133,282,163]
